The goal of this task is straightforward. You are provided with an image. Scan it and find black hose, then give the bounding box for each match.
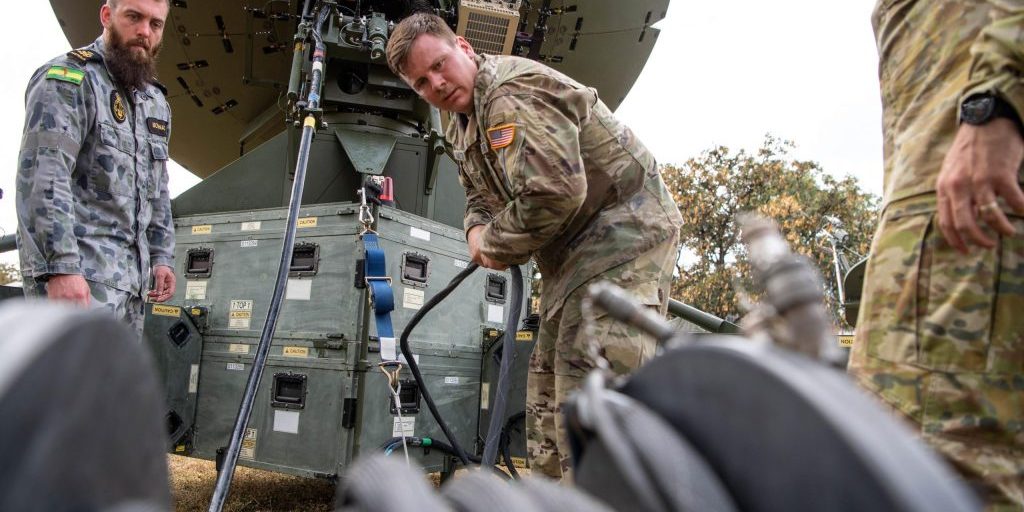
[379,436,481,464]
[499,411,526,479]
[207,7,332,512]
[399,263,480,466]
[481,265,523,467]
[398,263,525,470]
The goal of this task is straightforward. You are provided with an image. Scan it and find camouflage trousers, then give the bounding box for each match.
[23,278,146,337]
[526,234,678,481]
[848,195,1024,511]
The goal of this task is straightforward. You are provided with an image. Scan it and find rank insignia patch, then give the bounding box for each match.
[111,91,127,124]
[45,66,84,86]
[147,117,169,137]
[487,123,516,150]
[68,49,95,62]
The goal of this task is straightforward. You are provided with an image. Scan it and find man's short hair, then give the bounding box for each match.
[386,12,458,77]
[106,0,169,9]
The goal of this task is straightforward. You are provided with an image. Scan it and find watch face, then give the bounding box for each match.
[962,95,995,125]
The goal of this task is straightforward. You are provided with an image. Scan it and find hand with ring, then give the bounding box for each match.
[935,118,1024,253]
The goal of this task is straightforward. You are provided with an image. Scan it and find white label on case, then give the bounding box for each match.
[392,417,415,437]
[410,227,431,241]
[188,364,199,393]
[241,221,262,231]
[240,239,258,248]
[487,304,504,323]
[185,280,207,300]
[273,410,301,434]
[445,376,460,385]
[403,287,424,310]
[286,278,312,301]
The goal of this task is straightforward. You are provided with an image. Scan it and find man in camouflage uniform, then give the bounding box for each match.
[16,0,176,335]
[386,13,683,480]
[850,1,1024,509]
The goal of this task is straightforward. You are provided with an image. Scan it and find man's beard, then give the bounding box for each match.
[105,26,161,91]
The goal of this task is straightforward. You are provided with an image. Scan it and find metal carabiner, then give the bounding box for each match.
[357,187,374,233]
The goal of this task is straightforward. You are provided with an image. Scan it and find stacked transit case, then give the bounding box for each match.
[144,202,531,478]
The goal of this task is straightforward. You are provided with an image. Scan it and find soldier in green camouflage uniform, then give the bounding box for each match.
[16,0,176,335]
[387,13,682,480]
[850,1,1024,509]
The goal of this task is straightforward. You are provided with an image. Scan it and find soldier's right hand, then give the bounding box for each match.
[46,274,92,307]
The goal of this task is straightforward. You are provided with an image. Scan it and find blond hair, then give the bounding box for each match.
[386,12,457,77]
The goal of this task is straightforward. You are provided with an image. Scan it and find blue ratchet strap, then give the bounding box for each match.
[362,232,396,360]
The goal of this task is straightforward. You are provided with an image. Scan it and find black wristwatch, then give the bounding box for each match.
[960,93,1023,134]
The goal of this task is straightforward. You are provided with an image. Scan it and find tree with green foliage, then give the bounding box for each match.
[661,136,879,326]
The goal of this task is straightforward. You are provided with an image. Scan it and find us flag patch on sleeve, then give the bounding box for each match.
[486,123,516,150]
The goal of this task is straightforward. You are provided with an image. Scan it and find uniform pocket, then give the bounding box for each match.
[92,124,135,197]
[916,219,1000,373]
[860,207,932,365]
[148,140,168,199]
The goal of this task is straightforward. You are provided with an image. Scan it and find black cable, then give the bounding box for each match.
[379,436,481,464]
[481,265,523,467]
[398,263,525,470]
[399,263,480,466]
[499,411,525,479]
[207,6,333,512]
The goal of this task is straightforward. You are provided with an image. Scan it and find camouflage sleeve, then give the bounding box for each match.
[15,64,92,277]
[147,118,175,268]
[458,163,495,235]
[476,86,589,265]
[962,2,1024,119]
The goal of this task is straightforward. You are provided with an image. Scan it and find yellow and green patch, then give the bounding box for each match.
[45,66,84,86]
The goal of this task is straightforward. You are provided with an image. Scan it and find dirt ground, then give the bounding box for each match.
[169,455,519,511]
[168,455,334,512]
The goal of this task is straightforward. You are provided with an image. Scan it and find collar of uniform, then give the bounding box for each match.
[472,54,495,118]
[90,36,159,101]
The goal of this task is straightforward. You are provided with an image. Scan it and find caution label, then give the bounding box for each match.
[510,456,528,469]
[152,304,180,317]
[297,217,318,228]
[229,300,254,329]
[283,346,309,358]
[837,335,855,348]
[191,225,212,235]
[516,331,534,341]
[240,428,257,460]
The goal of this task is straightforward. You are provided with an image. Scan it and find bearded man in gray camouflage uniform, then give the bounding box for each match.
[16,0,175,335]
[387,13,683,480]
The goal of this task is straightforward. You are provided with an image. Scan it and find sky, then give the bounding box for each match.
[0,0,882,267]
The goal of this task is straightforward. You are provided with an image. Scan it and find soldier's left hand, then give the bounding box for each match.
[148,265,176,302]
[936,118,1024,253]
